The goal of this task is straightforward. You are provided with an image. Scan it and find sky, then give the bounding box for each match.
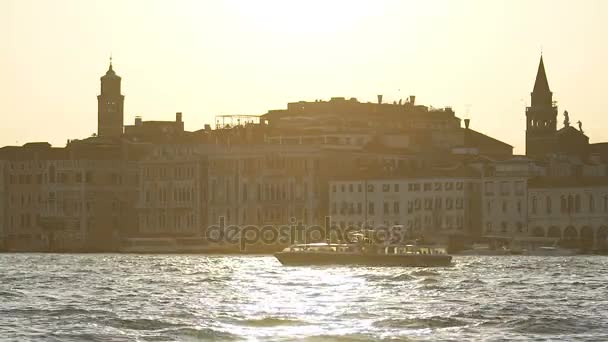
[1,0,607,153]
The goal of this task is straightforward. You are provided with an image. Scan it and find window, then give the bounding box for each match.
[394,184,399,192]
[383,184,390,192]
[561,195,567,213]
[589,195,595,213]
[515,181,524,195]
[517,200,522,214]
[384,202,389,214]
[434,182,442,191]
[446,198,453,210]
[500,181,510,196]
[531,196,537,214]
[368,202,375,215]
[485,181,494,196]
[367,184,374,192]
[456,198,463,209]
[393,201,400,214]
[357,202,362,214]
[575,195,581,213]
[435,197,442,209]
[331,203,337,215]
[502,200,507,213]
[501,222,508,233]
[424,183,432,191]
[349,184,353,192]
[456,182,463,190]
[445,182,453,190]
[424,198,433,210]
[546,196,552,214]
[332,184,336,193]
[358,184,362,192]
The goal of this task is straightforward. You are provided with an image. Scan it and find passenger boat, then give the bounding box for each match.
[274,242,452,267]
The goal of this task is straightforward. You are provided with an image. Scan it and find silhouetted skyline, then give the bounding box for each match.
[2,0,607,153]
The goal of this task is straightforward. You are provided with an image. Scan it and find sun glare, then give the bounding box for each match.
[225,0,382,37]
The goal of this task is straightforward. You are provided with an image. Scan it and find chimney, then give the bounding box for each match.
[135,116,143,126]
[377,94,383,104]
[464,118,470,129]
[409,95,416,105]
[176,112,182,122]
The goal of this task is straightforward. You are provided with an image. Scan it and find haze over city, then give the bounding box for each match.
[2,0,607,152]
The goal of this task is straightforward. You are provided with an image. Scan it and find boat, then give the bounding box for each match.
[274,242,452,266]
[457,243,516,256]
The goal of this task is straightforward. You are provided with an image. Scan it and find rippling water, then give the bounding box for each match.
[1,254,608,341]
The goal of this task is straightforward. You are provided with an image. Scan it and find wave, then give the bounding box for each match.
[419,277,439,284]
[373,316,466,329]
[411,270,440,277]
[391,273,415,281]
[505,316,601,335]
[300,333,375,342]
[104,317,184,331]
[165,327,240,340]
[0,289,25,298]
[236,317,307,327]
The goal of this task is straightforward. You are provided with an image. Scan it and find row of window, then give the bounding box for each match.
[332,214,465,230]
[331,198,465,215]
[484,181,525,196]
[210,181,316,203]
[531,194,608,215]
[486,199,524,215]
[143,166,196,180]
[332,181,469,193]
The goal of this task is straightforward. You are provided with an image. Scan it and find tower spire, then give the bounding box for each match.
[533,55,550,94]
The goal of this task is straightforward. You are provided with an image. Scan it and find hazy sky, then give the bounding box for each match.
[2,0,607,153]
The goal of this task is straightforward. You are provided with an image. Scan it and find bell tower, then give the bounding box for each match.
[97,58,124,138]
[525,55,558,156]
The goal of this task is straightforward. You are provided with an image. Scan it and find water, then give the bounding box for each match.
[1,254,607,341]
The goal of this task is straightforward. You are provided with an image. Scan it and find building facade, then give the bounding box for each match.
[528,178,608,251]
[329,169,482,242]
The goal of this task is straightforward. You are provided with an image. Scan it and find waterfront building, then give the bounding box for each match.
[206,144,322,227]
[477,157,542,238]
[136,143,207,237]
[0,141,141,251]
[527,177,608,251]
[328,166,482,243]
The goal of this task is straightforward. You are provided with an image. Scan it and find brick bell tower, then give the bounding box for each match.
[97,57,124,138]
[525,55,558,156]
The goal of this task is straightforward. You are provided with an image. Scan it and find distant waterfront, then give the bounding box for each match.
[1,254,607,341]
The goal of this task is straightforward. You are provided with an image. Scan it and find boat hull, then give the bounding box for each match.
[274,252,452,267]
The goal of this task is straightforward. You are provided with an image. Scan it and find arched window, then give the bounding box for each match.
[575,195,581,213]
[589,195,595,213]
[561,196,567,213]
[546,196,552,214]
[531,196,537,214]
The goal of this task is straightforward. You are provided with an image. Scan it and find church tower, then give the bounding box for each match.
[97,59,124,138]
[525,55,558,156]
